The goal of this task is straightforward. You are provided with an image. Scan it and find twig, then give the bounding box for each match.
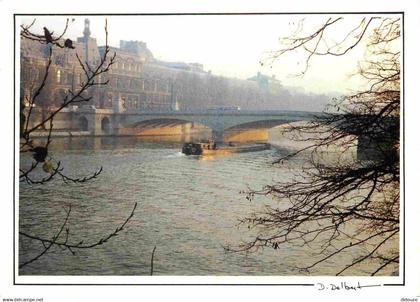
[19,205,72,268]
[150,246,157,276]
[19,202,137,268]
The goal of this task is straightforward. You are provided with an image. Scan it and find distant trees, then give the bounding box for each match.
[164,69,329,111]
[227,16,400,276]
[19,19,137,269]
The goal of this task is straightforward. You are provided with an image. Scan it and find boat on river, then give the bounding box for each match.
[182,141,270,156]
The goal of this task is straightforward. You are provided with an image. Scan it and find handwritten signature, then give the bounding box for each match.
[316,282,381,291]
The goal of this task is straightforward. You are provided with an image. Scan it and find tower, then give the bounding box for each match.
[76,18,101,107]
[83,19,91,63]
[83,18,91,39]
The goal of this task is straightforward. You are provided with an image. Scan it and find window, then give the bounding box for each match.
[55,55,64,65]
[30,68,39,81]
[67,73,73,85]
[133,96,139,108]
[56,70,61,84]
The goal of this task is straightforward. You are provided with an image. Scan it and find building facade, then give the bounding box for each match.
[21,19,325,116]
[20,19,206,113]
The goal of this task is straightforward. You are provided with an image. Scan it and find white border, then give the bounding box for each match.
[2,0,419,301]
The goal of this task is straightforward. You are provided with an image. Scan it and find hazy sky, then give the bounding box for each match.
[19,14,394,94]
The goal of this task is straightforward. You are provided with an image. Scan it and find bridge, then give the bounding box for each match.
[46,107,391,160]
[71,107,319,140]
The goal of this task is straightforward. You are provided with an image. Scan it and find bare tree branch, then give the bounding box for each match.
[20,19,116,184]
[229,16,400,276]
[19,202,138,268]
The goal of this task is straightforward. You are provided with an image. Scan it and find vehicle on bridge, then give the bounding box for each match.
[206,106,241,112]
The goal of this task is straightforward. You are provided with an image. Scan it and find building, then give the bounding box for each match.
[20,18,206,113]
[21,19,327,115]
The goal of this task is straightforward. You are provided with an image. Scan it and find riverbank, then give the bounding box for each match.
[30,130,91,137]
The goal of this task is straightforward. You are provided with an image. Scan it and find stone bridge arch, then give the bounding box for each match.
[128,118,204,129]
[120,117,212,136]
[119,111,316,140]
[73,110,116,136]
[223,119,294,131]
[101,116,111,135]
[72,110,318,138]
[78,116,89,131]
[222,119,295,142]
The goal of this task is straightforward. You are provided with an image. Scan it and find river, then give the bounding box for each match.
[19,135,393,276]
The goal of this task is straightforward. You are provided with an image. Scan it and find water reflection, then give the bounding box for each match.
[31,128,271,152]
[32,132,213,152]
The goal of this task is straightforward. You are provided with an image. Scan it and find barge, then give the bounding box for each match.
[182,141,270,156]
